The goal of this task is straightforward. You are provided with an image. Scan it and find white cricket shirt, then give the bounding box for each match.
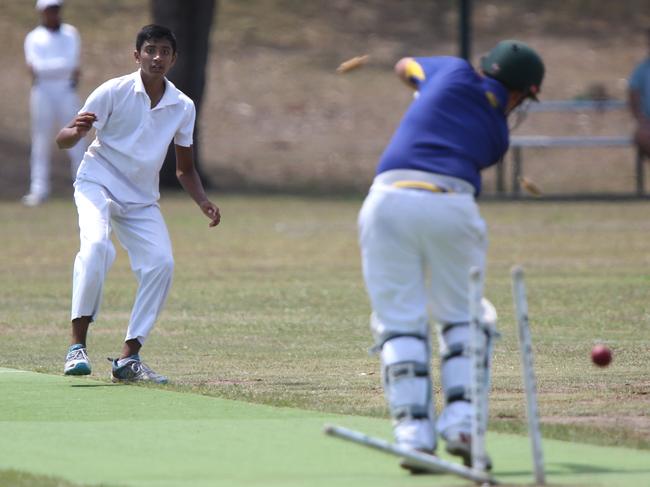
[76,70,196,204]
[24,23,80,88]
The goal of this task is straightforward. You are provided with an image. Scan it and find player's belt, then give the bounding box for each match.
[392,180,451,193]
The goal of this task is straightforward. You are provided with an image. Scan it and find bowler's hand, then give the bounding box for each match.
[200,200,221,227]
[56,112,96,149]
[73,112,97,137]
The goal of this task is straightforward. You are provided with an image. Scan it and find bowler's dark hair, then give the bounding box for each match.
[136,24,177,54]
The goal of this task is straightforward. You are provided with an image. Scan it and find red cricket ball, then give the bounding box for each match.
[591,344,612,367]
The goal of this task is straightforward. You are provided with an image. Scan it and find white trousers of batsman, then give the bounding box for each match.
[358,174,497,465]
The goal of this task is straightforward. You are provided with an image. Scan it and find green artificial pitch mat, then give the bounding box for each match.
[1,368,649,487]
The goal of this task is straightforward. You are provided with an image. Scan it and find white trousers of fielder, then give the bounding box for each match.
[358,171,488,449]
[29,84,86,197]
[71,180,174,344]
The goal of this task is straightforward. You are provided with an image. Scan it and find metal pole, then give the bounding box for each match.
[512,147,523,197]
[636,148,645,196]
[496,158,505,195]
[459,0,472,60]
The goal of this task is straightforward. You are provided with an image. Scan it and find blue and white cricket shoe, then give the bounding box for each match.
[109,356,168,384]
[64,344,92,376]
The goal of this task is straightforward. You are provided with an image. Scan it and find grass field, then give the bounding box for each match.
[1,195,650,485]
[3,367,650,487]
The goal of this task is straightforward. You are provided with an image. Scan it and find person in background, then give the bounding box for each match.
[629,28,650,157]
[23,0,86,206]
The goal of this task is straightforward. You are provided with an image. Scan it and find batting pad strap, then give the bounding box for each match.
[445,385,470,405]
[385,361,429,383]
[369,333,428,355]
[442,342,466,362]
[392,404,431,422]
[441,321,470,334]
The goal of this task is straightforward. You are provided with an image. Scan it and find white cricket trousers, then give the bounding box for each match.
[29,83,86,196]
[71,180,174,344]
[358,171,488,437]
[358,180,487,339]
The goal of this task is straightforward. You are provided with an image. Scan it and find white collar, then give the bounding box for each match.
[133,70,180,109]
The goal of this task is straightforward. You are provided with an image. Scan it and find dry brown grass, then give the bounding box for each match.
[1,0,649,197]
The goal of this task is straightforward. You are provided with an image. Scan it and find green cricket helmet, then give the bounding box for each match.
[481,40,545,100]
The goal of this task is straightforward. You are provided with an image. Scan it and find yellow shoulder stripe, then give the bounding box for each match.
[485,91,499,108]
[405,59,425,82]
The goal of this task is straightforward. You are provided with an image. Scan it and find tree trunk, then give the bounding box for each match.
[151,0,217,189]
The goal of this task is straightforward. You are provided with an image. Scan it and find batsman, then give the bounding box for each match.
[358,40,544,471]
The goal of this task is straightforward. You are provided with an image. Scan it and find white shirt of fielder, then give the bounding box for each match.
[77,69,196,205]
[25,23,80,87]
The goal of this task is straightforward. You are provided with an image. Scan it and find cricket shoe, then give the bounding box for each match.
[64,344,92,376]
[21,192,48,207]
[109,356,168,384]
[394,419,438,475]
[444,431,493,470]
[399,448,439,475]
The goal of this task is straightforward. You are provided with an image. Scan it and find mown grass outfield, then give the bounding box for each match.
[1,195,650,486]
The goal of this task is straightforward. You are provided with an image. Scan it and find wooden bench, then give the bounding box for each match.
[495,100,645,197]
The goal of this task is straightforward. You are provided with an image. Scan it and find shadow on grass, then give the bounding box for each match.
[499,462,650,478]
[552,462,650,475]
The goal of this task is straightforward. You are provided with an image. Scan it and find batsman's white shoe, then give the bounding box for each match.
[21,192,48,207]
[444,431,493,470]
[394,419,437,474]
[64,344,92,376]
[394,419,436,451]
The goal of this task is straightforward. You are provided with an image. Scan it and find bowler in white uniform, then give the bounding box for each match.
[24,0,86,206]
[56,24,221,383]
